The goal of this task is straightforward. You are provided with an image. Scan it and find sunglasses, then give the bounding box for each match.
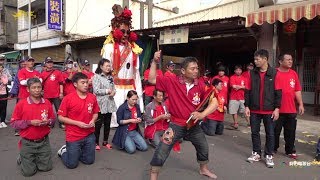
[120,29,130,35]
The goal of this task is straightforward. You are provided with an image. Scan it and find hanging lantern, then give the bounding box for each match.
[283,20,297,34]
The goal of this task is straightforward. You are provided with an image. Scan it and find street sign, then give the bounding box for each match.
[46,0,63,31]
[159,27,189,45]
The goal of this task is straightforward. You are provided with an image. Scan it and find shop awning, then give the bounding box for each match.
[246,0,320,27]
[0,51,20,59]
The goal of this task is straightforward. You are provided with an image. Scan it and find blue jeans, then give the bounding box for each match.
[150,123,209,171]
[125,130,148,154]
[150,131,164,148]
[250,113,275,156]
[61,133,96,169]
[201,119,224,136]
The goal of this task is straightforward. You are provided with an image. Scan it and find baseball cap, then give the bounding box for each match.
[166,61,175,67]
[27,56,35,61]
[45,56,53,63]
[66,59,73,64]
[217,65,226,72]
[204,69,211,76]
[82,59,90,66]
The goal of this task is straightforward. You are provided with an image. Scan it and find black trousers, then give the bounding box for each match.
[274,113,297,154]
[48,98,62,126]
[0,94,8,122]
[94,112,112,144]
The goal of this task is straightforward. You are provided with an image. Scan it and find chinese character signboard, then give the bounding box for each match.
[46,0,62,31]
[159,27,189,45]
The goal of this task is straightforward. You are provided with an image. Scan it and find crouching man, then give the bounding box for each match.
[57,72,100,169]
[11,78,55,177]
[144,90,170,147]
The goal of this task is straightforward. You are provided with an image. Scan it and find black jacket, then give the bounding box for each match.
[244,65,282,111]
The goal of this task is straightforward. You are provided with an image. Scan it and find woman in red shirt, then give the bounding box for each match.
[112,90,148,154]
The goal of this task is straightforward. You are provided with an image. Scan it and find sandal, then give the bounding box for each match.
[102,142,112,150]
[231,123,239,129]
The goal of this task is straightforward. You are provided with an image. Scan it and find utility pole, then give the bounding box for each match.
[28,0,31,56]
[123,0,129,8]
[140,3,144,29]
[148,0,153,28]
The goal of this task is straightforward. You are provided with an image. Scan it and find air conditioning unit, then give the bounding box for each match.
[257,0,276,7]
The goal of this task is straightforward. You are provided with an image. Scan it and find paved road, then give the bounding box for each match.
[0,100,319,180]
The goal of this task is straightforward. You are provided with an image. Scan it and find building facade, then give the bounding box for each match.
[246,0,320,106]
[0,0,18,53]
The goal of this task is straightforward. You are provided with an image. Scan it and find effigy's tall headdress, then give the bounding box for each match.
[102,4,142,55]
[111,4,133,29]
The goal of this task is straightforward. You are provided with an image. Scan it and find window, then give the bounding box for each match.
[31,8,45,26]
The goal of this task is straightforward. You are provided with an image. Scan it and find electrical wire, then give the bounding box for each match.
[196,0,224,21]
[67,0,88,33]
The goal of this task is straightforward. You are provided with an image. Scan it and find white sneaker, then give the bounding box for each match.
[1,122,7,128]
[247,151,261,163]
[265,155,274,168]
[57,145,67,157]
[0,123,3,128]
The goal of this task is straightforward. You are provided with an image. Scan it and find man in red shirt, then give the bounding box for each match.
[40,57,64,128]
[212,65,229,103]
[57,72,100,169]
[144,90,170,147]
[199,69,212,87]
[11,78,55,177]
[245,49,282,168]
[229,65,249,129]
[200,78,226,136]
[149,53,219,180]
[274,53,304,159]
[143,63,163,106]
[242,62,254,81]
[164,60,176,78]
[81,59,94,92]
[18,56,41,99]
[61,59,78,96]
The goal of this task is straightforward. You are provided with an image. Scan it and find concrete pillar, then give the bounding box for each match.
[258,23,275,66]
[148,0,153,28]
[65,44,72,61]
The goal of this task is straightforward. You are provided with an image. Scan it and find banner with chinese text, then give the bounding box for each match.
[46,0,62,31]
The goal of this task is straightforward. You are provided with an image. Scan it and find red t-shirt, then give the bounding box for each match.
[18,68,41,99]
[144,69,163,97]
[207,91,226,121]
[212,75,229,102]
[156,76,206,126]
[276,69,302,113]
[40,70,63,99]
[164,70,176,78]
[199,76,211,86]
[229,74,246,100]
[11,97,55,140]
[58,92,100,142]
[154,104,168,131]
[62,71,76,96]
[82,70,95,88]
[128,106,138,131]
[82,70,94,80]
[247,71,280,114]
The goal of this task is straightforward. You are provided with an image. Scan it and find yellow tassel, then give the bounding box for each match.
[103,33,115,45]
[132,42,143,55]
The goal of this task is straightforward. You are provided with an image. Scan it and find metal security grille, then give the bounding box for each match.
[303,54,317,92]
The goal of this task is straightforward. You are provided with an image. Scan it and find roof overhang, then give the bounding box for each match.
[246,0,320,27]
[136,16,248,39]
